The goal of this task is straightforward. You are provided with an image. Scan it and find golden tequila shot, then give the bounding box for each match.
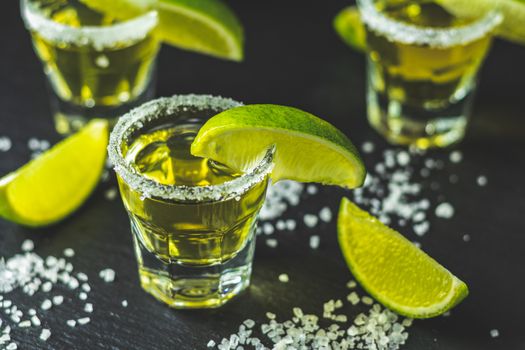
[21,0,160,134]
[358,0,502,148]
[108,95,273,308]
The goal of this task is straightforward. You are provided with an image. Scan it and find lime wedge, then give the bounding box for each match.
[190,105,365,189]
[438,0,525,44]
[334,6,367,52]
[80,0,244,61]
[338,198,469,318]
[0,120,109,227]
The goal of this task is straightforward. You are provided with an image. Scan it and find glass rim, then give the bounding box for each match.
[357,0,503,48]
[108,94,275,203]
[20,0,158,50]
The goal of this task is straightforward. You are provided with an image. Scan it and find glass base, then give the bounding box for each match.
[131,224,256,309]
[367,86,472,149]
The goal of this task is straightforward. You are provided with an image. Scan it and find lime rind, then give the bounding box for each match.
[334,6,367,52]
[190,104,366,189]
[79,0,244,61]
[156,0,244,60]
[338,197,469,319]
[0,120,108,227]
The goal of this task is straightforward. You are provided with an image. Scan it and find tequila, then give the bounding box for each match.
[21,0,160,134]
[358,0,502,148]
[108,95,274,308]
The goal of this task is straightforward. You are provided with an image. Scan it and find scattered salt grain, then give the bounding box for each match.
[77,317,90,325]
[84,303,93,313]
[79,292,88,300]
[18,320,31,328]
[122,300,128,307]
[449,151,463,163]
[105,187,118,200]
[21,240,34,252]
[40,329,51,341]
[0,137,12,152]
[362,141,375,153]
[63,248,75,257]
[31,315,41,326]
[306,184,318,195]
[435,202,454,219]
[275,220,286,231]
[285,219,296,231]
[477,175,488,187]
[207,340,216,348]
[347,292,360,305]
[303,214,318,228]
[346,280,357,289]
[278,274,289,283]
[266,312,276,320]
[262,223,274,235]
[319,207,332,223]
[413,222,430,237]
[463,234,471,242]
[265,239,278,248]
[361,296,374,305]
[99,268,116,283]
[309,235,320,250]
[66,320,76,327]
[41,300,52,311]
[490,329,500,338]
[6,343,17,350]
[52,295,64,305]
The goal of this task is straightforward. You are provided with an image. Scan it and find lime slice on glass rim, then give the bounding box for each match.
[334,1,525,51]
[0,120,108,227]
[80,0,244,61]
[338,197,469,318]
[190,104,366,189]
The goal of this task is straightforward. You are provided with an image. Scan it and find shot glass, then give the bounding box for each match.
[108,95,274,308]
[21,0,160,134]
[357,0,502,148]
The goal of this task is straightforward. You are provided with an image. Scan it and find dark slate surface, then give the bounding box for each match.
[1,1,525,349]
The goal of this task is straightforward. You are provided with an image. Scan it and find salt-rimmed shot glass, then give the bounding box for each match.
[108,95,274,308]
[20,0,160,134]
[357,0,502,148]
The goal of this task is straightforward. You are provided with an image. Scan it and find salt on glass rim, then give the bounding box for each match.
[357,0,503,48]
[108,94,275,203]
[20,0,158,50]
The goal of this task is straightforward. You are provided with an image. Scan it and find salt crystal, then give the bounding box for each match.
[490,329,499,338]
[266,312,276,320]
[413,222,429,236]
[319,207,332,223]
[105,187,118,200]
[362,141,375,153]
[263,223,274,235]
[53,295,64,305]
[396,151,410,166]
[99,268,116,282]
[77,317,90,325]
[66,320,76,327]
[18,320,31,328]
[63,248,75,257]
[278,274,289,283]
[309,235,320,249]
[275,220,286,231]
[449,151,463,163]
[303,214,318,228]
[0,136,12,152]
[82,283,91,292]
[84,303,93,313]
[79,292,88,300]
[21,240,34,252]
[361,296,374,305]
[6,343,17,350]
[346,280,357,289]
[265,239,278,248]
[347,292,360,305]
[207,340,216,347]
[31,315,41,326]
[435,202,454,219]
[463,234,471,242]
[41,300,52,311]
[306,185,318,195]
[122,300,128,307]
[40,329,51,341]
[285,219,296,231]
[477,175,488,186]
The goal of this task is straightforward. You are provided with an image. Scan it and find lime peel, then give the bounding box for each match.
[190,104,366,189]
[0,119,109,227]
[337,197,469,319]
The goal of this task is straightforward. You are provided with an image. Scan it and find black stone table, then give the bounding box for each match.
[1,1,525,349]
